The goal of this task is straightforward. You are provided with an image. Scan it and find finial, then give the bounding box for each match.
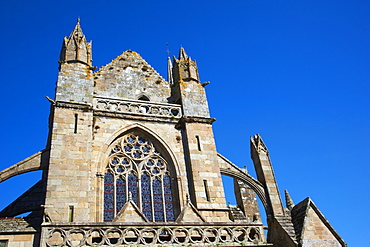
[186,194,190,204]
[128,191,133,201]
[285,190,295,211]
[165,43,171,57]
[77,18,80,23]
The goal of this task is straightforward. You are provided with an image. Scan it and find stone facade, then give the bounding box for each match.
[0,20,346,247]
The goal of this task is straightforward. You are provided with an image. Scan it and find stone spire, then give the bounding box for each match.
[59,19,92,68]
[167,56,173,84]
[285,190,295,211]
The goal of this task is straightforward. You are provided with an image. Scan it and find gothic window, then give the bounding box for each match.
[103,133,175,222]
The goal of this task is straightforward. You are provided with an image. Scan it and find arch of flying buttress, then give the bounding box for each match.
[0,149,49,183]
[217,153,271,215]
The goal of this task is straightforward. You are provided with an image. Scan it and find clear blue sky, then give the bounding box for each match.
[1,1,369,246]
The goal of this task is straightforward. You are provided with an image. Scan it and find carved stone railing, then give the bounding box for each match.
[93,97,182,119]
[42,222,268,246]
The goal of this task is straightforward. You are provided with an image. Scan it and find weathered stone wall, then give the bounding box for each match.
[181,121,228,222]
[94,51,171,103]
[0,234,36,247]
[55,63,94,104]
[45,106,94,222]
[0,217,39,247]
[234,177,260,222]
[268,216,298,247]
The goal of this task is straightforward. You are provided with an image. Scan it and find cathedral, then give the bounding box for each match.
[0,20,346,247]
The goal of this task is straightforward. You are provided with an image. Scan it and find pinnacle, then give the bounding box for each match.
[285,190,295,211]
[178,47,189,60]
[68,18,86,41]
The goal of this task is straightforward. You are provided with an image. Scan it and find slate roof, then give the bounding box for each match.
[0,212,42,233]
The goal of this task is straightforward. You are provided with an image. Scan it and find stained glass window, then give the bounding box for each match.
[103,133,175,222]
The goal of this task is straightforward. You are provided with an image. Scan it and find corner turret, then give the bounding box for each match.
[55,19,94,104]
[172,47,210,118]
[173,47,200,83]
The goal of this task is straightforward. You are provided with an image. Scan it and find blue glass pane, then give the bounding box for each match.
[152,168,159,174]
[153,178,161,193]
[128,173,138,205]
[153,178,164,222]
[104,172,114,188]
[104,208,114,222]
[111,157,119,165]
[163,184,172,194]
[133,151,140,158]
[143,145,150,153]
[124,145,132,152]
[116,177,126,214]
[166,210,175,222]
[104,172,114,222]
[134,144,140,150]
[127,136,135,143]
[164,174,175,222]
[164,194,173,202]
[147,160,154,166]
[113,145,120,152]
[141,173,152,221]
[138,137,146,143]
[154,211,164,222]
[117,166,124,173]
[104,192,114,202]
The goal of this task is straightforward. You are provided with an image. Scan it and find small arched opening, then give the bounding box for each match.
[138,95,150,101]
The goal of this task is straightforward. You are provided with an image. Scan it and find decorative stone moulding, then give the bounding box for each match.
[94,97,182,119]
[43,223,266,247]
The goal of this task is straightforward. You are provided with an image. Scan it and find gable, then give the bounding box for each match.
[94,51,171,103]
[113,200,148,223]
[291,197,345,246]
[176,202,205,223]
[300,206,341,246]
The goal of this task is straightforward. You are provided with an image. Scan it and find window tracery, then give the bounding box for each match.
[103,133,175,222]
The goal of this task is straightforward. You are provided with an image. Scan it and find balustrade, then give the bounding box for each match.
[43,223,265,246]
[94,98,182,119]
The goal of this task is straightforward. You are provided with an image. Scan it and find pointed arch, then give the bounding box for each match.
[99,124,181,222]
